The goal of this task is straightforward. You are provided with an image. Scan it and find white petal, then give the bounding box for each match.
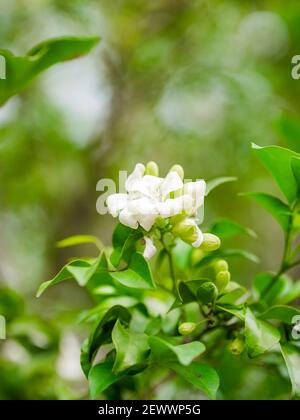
[119,208,139,229]
[143,237,157,259]
[184,180,206,214]
[127,197,158,231]
[158,195,193,218]
[191,224,203,248]
[125,163,145,192]
[160,171,183,198]
[106,194,128,217]
[128,175,162,199]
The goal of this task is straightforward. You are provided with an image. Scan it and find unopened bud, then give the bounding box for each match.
[169,164,184,180]
[197,282,218,304]
[200,233,221,252]
[178,322,196,335]
[214,259,228,273]
[228,337,244,355]
[215,270,231,292]
[145,161,159,177]
[172,218,198,245]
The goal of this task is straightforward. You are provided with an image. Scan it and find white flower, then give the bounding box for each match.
[106,163,206,258]
[143,237,157,260]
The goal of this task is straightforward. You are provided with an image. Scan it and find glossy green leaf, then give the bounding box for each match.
[218,282,248,305]
[83,305,131,377]
[56,235,103,250]
[243,192,290,231]
[291,156,300,190]
[167,362,219,400]
[37,254,104,297]
[205,177,237,196]
[216,304,245,321]
[88,361,124,399]
[112,320,150,374]
[0,36,100,106]
[149,336,205,366]
[281,343,300,399]
[252,143,299,204]
[260,305,300,324]
[245,308,281,358]
[211,218,256,239]
[110,252,155,289]
[0,315,5,339]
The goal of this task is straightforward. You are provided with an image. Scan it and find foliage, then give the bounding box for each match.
[37,144,300,400]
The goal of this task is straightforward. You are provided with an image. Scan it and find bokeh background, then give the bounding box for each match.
[1,0,300,399]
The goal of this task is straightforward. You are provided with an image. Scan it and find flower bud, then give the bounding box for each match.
[197,282,218,304]
[215,270,231,292]
[200,233,221,252]
[214,259,228,273]
[172,218,198,244]
[228,337,244,355]
[145,161,159,177]
[169,164,184,180]
[178,322,197,336]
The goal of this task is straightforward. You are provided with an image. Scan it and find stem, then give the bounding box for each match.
[162,235,177,293]
[262,201,299,299]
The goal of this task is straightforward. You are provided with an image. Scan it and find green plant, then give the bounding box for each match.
[37,143,300,400]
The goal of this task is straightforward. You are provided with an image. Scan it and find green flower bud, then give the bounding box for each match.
[228,337,244,355]
[178,322,197,336]
[200,233,221,252]
[197,282,218,304]
[169,164,184,180]
[214,259,229,273]
[145,161,159,176]
[215,270,231,292]
[172,218,198,244]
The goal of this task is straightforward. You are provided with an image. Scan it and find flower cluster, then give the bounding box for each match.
[106,162,206,259]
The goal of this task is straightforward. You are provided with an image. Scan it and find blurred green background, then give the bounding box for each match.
[1,0,300,399]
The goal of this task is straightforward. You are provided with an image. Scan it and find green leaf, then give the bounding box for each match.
[0,36,100,106]
[37,254,104,297]
[216,304,245,321]
[88,361,124,399]
[277,281,300,305]
[252,143,299,204]
[205,177,237,196]
[291,156,300,194]
[112,320,150,374]
[253,273,300,305]
[0,315,5,339]
[245,308,281,358]
[260,305,300,324]
[211,218,256,239]
[110,252,155,289]
[281,343,300,399]
[56,235,102,250]
[111,223,143,267]
[242,192,290,231]
[167,362,219,400]
[83,305,131,377]
[149,336,205,366]
[217,282,248,305]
